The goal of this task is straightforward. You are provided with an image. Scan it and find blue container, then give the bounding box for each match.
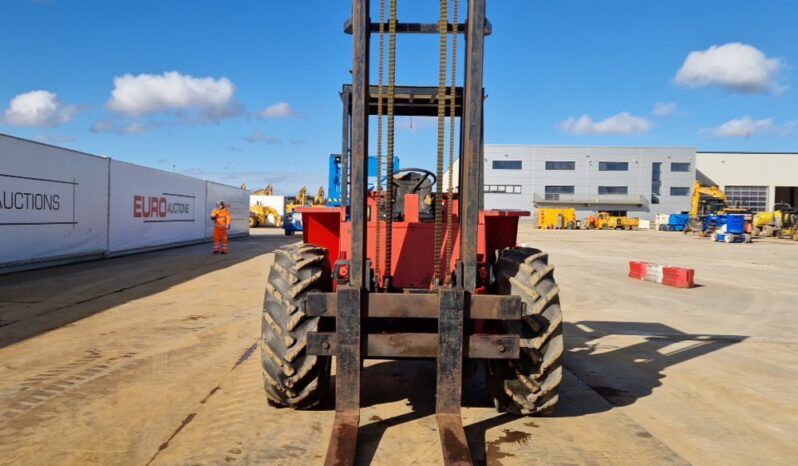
[725,214,746,234]
[668,214,690,228]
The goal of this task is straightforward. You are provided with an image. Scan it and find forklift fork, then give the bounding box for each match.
[306,289,523,465]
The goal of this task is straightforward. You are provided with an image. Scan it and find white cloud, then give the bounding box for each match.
[122,122,147,134]
[243,130,282,144]
[107,71,237,118]
[559,112,652,135]
[674,43,786,94]
[90,119,158,135]
[652,102,677,117]
[712,117,773,137]
[258,102,300,119]
[710,116,798,138]
[3,90,76,127]
[33,134,76,144]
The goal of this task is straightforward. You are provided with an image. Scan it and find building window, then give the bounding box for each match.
[599,161,628,171]
[598,186,628,195]
[671,162,690,172]
[485,184,522,194]
[725,186,768,212]
[545,161,575,170]
[492,160,522,170]
[651,162,661,204]
[670,187,690,196]
[544,185,574,200]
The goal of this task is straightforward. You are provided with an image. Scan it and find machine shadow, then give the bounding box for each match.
[0,232,295,349]
[556,320,747,416]
[323,320,746,464]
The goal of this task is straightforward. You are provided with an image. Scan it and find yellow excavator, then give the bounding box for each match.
[684,181,748,235]
[285,186,307,215]
[313,186,326,206]
[253,184,274,196]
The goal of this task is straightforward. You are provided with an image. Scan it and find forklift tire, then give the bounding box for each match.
[752,227,761,236]
[261,243,331,409]
[487,247,563,415]
[763,225,775,237]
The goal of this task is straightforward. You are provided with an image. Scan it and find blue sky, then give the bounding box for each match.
[1,1,796,194]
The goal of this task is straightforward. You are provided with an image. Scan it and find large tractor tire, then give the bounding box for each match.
[249,214,259,228]
[261,243,331,409]
[487,247,564,415]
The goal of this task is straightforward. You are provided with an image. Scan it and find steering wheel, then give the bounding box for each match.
[392,168,437,194]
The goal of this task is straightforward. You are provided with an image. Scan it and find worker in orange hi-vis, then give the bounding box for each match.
[211,201,232,254]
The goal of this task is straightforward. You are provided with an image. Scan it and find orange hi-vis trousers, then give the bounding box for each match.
[213,227,228,253]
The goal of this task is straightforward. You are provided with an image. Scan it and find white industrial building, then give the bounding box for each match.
[695,152,798,212]
[444,145,798,221]
[476,145,697,221]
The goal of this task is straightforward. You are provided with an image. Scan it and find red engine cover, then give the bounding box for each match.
[297,194,527,289]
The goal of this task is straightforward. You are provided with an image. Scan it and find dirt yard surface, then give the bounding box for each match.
[0,227,795,465]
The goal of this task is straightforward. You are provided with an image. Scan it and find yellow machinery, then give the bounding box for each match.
[249,204,282,228]
[584,212,639,230]
[313,186,326,206]
[684,181,748,234]
[537,208,576,229]
[249,183,282,228]
[752,203,797,238]
[253,184,274,196]
[285,186,308,215]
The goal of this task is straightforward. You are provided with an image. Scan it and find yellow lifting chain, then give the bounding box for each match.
[375,0,386,286]
[433,0,449,285]
[384,0,397,287]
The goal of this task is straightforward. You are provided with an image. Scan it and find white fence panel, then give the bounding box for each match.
[0,135,109,267]
[108,160,206,253]
[205,181,249,238]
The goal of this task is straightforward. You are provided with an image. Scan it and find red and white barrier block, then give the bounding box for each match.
[628,261,695,289]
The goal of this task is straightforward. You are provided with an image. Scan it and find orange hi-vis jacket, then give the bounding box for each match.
[211,207,231,229]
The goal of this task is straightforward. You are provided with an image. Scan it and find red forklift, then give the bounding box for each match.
[260,1,563,464]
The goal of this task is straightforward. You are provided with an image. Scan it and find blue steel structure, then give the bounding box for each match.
[327,154,399,206]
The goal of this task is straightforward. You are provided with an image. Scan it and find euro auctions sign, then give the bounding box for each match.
[133,193,195,222]
[0,173,76,226]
